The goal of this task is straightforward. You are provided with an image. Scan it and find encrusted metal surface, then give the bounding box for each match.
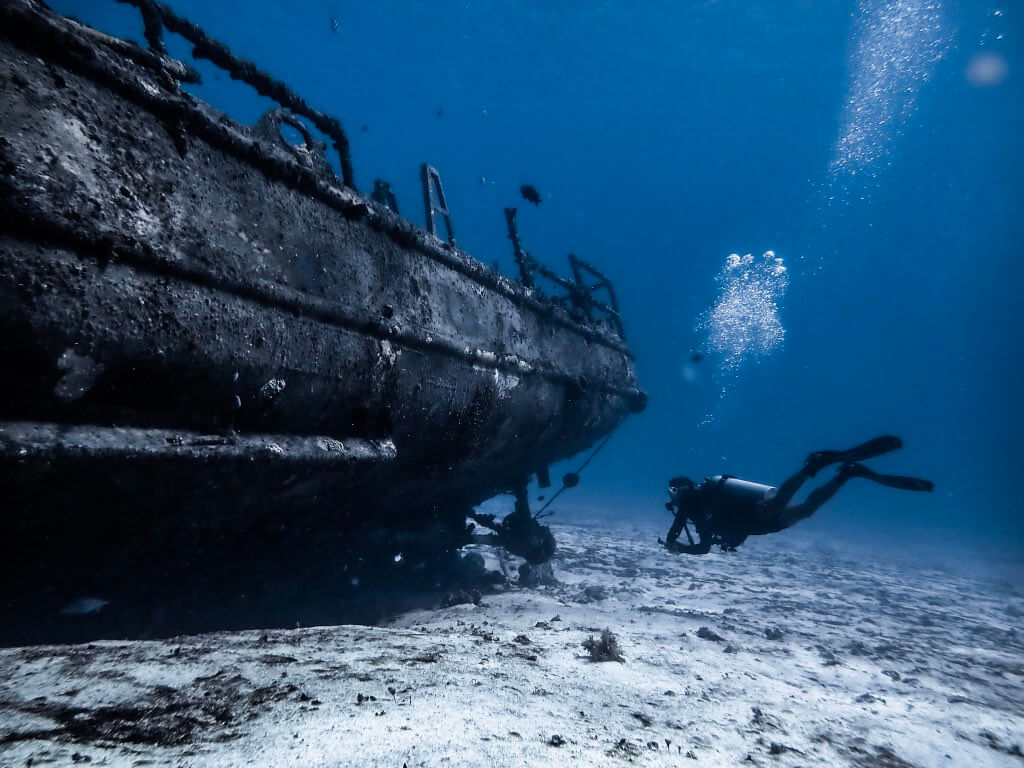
[0,0,645,642]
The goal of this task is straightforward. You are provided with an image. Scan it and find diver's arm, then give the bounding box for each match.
[659,534,712,555]
[661,492,708,554]
[664,509,687,546]
[663,538,712,555]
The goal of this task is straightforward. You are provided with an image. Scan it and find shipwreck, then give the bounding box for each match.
[0,0,645,642]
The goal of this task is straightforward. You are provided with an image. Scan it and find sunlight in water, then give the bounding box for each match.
[830,0,949,177]
[701,251,788,373]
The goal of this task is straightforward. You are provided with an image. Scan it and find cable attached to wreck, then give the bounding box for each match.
[533,429,617,520]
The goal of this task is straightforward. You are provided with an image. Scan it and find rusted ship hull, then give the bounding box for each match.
[0,0,643,641]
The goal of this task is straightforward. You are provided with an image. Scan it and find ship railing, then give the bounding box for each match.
[112,0,357,188]
[504,209,626,339]
[104,0,627,342]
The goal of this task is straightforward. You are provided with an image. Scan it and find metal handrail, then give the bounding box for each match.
[113,0,357,189]
[504,208,626,339]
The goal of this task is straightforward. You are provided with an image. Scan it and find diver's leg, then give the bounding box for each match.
[757,467,811,517]
[777,473,849,528]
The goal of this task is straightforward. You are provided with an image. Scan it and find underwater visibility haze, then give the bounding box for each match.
[0,0,1021,765]
[40,0,1024,551]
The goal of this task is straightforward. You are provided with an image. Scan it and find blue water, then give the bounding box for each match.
[54,0,1023,557]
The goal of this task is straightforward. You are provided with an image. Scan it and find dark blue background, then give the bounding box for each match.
[53,1,1023,557]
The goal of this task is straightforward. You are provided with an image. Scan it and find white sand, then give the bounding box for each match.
[1,521,1021,767]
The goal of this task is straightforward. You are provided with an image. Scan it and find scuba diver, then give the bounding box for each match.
[660,435,933,555]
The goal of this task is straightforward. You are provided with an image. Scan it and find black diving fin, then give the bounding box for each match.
[840,463,934,492]
[805,435,903,477]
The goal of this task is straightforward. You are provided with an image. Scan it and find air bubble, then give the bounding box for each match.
[700,251,788,372]
[830,0,949,177]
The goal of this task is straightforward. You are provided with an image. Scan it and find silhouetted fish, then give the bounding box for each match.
[520,184,542,205]
[691,353,703,363]
[330,15,340,34]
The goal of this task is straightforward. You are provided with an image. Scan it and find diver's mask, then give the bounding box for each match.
[666,476,696,510]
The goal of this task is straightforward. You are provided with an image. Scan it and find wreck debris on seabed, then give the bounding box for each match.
[0,0,646,645]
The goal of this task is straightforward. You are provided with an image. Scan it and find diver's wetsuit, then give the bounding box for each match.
[662,436,933,555]
[664,470,847,554]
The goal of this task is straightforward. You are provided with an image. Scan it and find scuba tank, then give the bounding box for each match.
[705,475,776,506]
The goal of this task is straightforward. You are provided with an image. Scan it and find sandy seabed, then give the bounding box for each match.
[1,521,1021,767]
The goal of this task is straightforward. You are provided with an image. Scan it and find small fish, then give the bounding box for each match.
[436,107,443,118]
[520,184,542,205]
[330,15,340,34]
[59,597,109,616]
[691,353,703,363]
[360,123,368,132]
